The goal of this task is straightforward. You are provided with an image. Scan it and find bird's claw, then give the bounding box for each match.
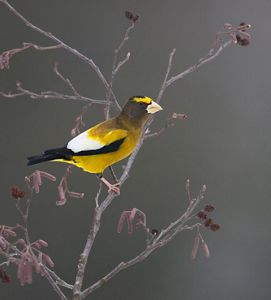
[99,176,120,194]
[107,182,120,195]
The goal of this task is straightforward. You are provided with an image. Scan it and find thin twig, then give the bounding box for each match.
[166,40,232,87]
[53,62,80,96]
[156,48,176,103]
[44,266,73,290]
[23,42,62,51]
[144,113,187,139]
[0,82,108,105]
[41,266,68,300]
[94,183,102,208]
[104,22,135,119]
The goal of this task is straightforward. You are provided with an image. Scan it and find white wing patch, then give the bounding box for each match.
[67,131,104,153]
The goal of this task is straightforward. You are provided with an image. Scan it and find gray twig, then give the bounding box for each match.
[105,22,135,119]
[0,82,108,105]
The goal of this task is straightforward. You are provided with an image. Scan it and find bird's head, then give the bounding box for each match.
[120,96,162,125]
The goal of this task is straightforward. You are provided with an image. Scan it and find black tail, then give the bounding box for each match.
[27,146,72,166]
[27,153,61,166]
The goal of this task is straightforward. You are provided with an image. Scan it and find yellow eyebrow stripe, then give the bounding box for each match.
[133,96,152,104]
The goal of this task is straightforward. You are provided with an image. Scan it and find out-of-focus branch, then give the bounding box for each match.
[0,0,121,111]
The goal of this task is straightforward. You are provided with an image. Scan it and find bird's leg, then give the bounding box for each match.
[109,166,119,183]
[96,174,120,195]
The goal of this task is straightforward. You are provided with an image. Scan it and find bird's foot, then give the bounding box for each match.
[100,176,120,195]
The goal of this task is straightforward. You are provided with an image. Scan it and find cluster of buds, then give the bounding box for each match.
[236,22,251,46]
[125,11,140,23]
[224,22,251,46]
[197,205,221,231]
[10,186,25,199]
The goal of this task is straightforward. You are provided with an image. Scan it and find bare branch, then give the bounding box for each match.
[0,0,121,111]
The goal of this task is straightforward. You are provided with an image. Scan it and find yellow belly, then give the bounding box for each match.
[55,134,138,174]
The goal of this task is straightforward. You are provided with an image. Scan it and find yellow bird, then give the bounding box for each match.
[27,96,162,193]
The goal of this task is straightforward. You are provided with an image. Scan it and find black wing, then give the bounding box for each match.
[27,138,125,166]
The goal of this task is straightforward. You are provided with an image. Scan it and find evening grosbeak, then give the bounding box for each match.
[27,96,162,193]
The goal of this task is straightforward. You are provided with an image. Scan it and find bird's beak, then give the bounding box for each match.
[147,101,163,114]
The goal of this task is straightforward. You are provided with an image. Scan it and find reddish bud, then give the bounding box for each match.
[210,223,221,231]
[204,205,215,212]
[239,39,250,46]
[204,218,213,227]
[10,186,25,199]
[197,211,207,219]
[125,11,140,22]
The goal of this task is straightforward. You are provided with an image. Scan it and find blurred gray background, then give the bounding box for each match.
[1,0,271,299]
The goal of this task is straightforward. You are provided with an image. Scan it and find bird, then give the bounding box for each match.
[27,96,162,194]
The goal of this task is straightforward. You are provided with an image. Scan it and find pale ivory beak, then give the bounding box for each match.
[146,101,163,114]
